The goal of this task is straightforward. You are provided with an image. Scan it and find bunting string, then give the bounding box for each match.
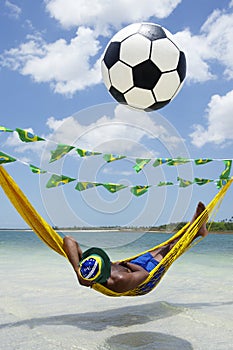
[0,150,232,196]
[1,125,232,196]
[0,125,232,170]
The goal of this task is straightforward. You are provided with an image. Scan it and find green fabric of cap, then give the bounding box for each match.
[80,247,111,284]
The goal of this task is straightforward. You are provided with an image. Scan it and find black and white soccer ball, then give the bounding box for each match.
[101,23,186,112]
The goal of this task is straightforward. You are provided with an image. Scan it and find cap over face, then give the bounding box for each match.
[79,247,111,284]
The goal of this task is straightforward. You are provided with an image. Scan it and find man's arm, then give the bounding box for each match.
[63,236,82,273]
[106,262,149,293]
[63,236,92,286]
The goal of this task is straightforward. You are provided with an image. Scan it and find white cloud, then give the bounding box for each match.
[1,34,45,71]
[45,0,182,34]
[1,0,182,95]
[190,90,233,147]
[1,28,101,95]
[201,8,233,80]
[2,1,232,95]
[174,6,233,82]
[5,0,22,19]
[7,104,184,157]
[45,109,155,154]
[174,30,215,83]
[43,104,185,158]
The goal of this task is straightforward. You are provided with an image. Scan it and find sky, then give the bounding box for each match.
[0,0,232,229]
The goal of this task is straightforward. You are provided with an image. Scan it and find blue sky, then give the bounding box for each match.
[0,0,232,229]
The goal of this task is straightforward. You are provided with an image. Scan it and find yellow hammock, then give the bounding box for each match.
[0,165,232,297]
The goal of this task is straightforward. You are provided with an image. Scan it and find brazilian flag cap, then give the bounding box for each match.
[79,247,111,284]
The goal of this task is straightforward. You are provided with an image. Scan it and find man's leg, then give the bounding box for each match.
[192,202,208,238]
[150,202,208,262]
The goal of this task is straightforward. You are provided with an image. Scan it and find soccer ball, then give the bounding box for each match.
[101,23,186,112]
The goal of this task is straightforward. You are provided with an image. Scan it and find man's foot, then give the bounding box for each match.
[191,202,208,238]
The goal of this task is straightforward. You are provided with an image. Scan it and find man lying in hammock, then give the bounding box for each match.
[63,202,208,294]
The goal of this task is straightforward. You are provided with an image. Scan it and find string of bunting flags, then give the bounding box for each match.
[0,125,232,196]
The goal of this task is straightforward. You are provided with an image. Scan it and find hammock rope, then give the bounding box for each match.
[0,165,232,297]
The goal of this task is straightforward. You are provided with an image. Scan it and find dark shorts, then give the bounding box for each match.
[130,252,159,272]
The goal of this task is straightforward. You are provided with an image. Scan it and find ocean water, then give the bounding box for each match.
[0,230,232,350]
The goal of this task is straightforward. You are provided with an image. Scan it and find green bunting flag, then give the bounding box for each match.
[221,160,232,179]
[216,160,232,189]
[76,148,101,157]
[75,182,101,191]
[152,158,171,167]
[194,158,213,165]
[130,185,150,196]
[133,158,151,173]
[29,164,47,174]
[103,154,126,163]
[167,158,190,166]
[49,144,75,163]
[0,126,13,132]
[46,174,76,188]
[157,181,174,187]
[177,177,193,187]
[194,177,213,186]
[16,128,45,143]
[216,179,230,189]
[102,183,127,193]
[0,151,16,164]
[1,124,233,195]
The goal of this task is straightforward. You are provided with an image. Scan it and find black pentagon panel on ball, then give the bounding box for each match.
[145,99,170,112]
[103,42,121,69]
[133,60,161,89]
[139,23,166,41]
[177,51,186,82]
[109,86,127,104]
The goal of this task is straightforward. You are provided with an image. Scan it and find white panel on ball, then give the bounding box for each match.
[151,39,180,72]
[111,23,141,42]
[109,62,133,93]
[125,88,155,109]
[154,71,180,100]
[162,27,175,41]
[101,61,111,90]
[120,34,151,66]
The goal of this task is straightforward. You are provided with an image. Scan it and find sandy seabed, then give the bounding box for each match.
[1,246,232,350]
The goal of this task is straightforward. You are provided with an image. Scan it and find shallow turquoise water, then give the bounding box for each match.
[0,230,232,350]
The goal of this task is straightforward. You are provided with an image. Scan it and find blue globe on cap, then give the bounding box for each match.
[79,247,111,284]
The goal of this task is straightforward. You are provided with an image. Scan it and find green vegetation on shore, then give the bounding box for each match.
[1,220,232,233]
[149,221,233,233]
[52,220,233,233]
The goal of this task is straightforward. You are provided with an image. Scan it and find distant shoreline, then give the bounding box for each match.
[0,228,232,234]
